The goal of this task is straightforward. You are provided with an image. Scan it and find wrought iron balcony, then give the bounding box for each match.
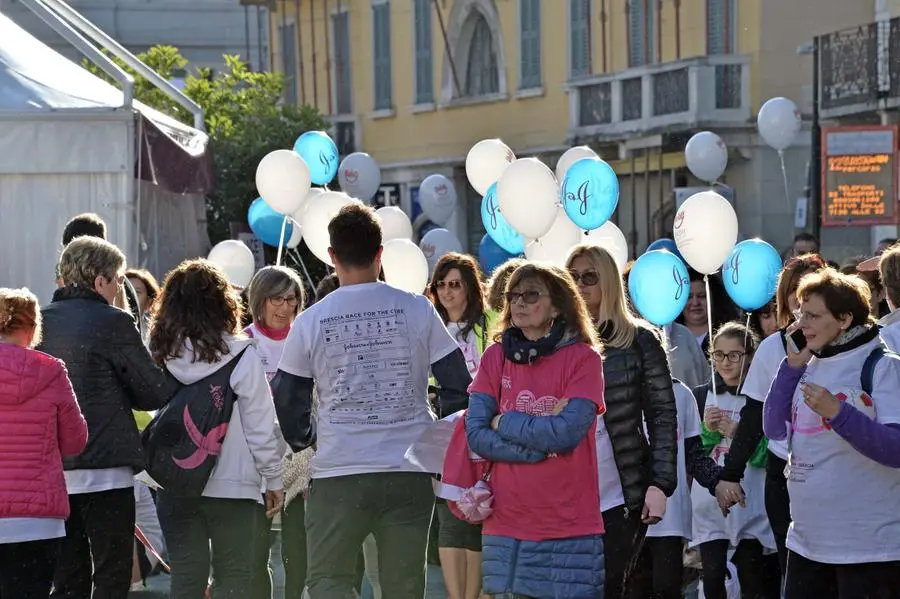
[818,19,899,119]
[565,54,751,141]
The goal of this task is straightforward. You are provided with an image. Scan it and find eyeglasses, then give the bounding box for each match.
[436,280,464,290]
[269,295,299,307]
[569,270,599,286]
[505,290,544,305]
[712,350,746,363]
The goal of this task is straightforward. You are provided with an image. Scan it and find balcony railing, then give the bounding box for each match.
[566,54,751,140]
[818,18,900,118]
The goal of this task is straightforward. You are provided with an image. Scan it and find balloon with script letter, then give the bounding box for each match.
[524,209,582,267]
[419,228,463,273]
[478,234,519,275]
[497,158,559,240]
[382,239,429,293]
[628,250,691,326]
[481,182,525,255]
[722,239,782,311]
[561,157,619,231]
[208,240,255,289]
[684,131,728,183]
[647,238,683,261]
[255,150,311,215]
[375,206,413,241]
[758,97,802,152]
[555,145,598,181]
[248,197,292,247]
[293,131,339,185]
[465,139,516,196]
[674,191,738,275]
[302,192,358,266]
[338,152,381,203]
[585,221,629,272]
[419,174,458,225]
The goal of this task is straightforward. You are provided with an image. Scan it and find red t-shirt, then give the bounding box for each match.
[468,341,606,541]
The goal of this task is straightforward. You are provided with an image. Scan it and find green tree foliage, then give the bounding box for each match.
[83,45,329,249]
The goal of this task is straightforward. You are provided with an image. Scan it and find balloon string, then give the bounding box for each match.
[778,150,792,212]
[292,248,318,303]
[705,275,717,406]
[276,215,288,266]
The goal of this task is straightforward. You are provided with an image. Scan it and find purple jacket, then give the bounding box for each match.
[763,358,900,468]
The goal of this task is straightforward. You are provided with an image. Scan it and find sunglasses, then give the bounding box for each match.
[569,270,599,286]
[269,296,299,307]
[505,290,544,305]
[436,280,464,290]
[712,350,745,363]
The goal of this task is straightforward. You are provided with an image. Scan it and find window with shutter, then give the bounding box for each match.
[414,0,433,104]
[628,0,655,67]
[706,0,735,54]
[332,11,352,115]
[373,1,393,110]
[569,0,591,78]
[464,14,499,96]
[519,0,542,89]
[280,23,297,105]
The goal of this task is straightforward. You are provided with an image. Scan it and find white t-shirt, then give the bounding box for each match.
[596,416,625,512]
[741,331,788,460]
[786,336,900,564]
[278,282,459,479]
[647,380,701,540]
[446,322,481,377]
[64,468,134,495]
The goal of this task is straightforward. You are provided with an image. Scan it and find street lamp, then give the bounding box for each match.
[797,39,822,243]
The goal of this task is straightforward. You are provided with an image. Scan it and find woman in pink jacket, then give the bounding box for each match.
[0,287,88,599]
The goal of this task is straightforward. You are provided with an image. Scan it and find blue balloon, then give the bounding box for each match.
[481,182,525,254]
[248,197,292,247]
[561,157,619,230]
[293,131,339,185]
[479,234,521,274]
[722,239,782,311]
[628,250,691,326]
[647,238,682,260]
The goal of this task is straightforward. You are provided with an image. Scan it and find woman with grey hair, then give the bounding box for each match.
[245,266,307,599]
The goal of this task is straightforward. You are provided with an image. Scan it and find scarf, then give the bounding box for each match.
[255,323,291,341]
[813,324,878,359]
[501,320,567,364]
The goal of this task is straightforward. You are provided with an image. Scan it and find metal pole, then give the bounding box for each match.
[323,0,333,115]
[296,0,305,104]
[310,0,319,109]
[810,36,822,241]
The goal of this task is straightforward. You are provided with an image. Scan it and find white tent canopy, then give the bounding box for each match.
[0,9,211,303]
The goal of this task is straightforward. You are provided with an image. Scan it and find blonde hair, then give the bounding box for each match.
[0,288,42,347]
[495,262,600,348]
[566,244,662,350]
[58,236,125,290]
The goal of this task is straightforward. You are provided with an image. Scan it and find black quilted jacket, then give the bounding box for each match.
[600,324,678,513]
[38,287,179,472]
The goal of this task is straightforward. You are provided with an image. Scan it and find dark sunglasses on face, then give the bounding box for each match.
[505,290,544,305]
[712,350,745,363]
[436,280,464,290]
[269,295,299,307]
[569,270,599,286]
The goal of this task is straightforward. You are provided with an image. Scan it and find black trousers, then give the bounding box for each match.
[51,488,135,599]
[305,472,434,599]
[643,536,685,599]
[765,451,791,576]
[784,550,900,599]
[0,538,58,599]
[282,499,308,599]
[602,505,649,599]
[157,493,266,599]
[699,539,781,599]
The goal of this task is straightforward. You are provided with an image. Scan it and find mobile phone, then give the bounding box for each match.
[787,328,807,353]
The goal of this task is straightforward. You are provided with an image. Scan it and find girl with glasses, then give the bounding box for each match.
[691,322,780,599]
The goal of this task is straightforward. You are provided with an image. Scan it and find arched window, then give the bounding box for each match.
[463,14,499,96]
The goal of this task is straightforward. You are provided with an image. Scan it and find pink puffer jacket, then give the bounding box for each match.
[0,342,88,519]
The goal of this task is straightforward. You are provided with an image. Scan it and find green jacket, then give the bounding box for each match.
[430,310,498,389]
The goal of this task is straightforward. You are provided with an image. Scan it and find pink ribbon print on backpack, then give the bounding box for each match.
[173,384,229,470]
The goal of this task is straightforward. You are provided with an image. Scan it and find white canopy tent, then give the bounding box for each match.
[0,6,212,303]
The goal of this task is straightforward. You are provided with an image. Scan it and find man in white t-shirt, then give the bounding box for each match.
[273,204,471,599]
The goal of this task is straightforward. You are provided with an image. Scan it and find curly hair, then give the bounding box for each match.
[0,287,42,347]
[149,259,244,365]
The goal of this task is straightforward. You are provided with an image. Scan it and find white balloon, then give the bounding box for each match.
[418,174,458,225]
[419,228,463,272]
[208,240,255,289]
[674,191,738,275]
[465,139,516,196]
[338,152,382,202]
[286,221,303,249]
[758,97,802,151]
[382,239,429,294]
[376,206,413,241]
[497,158,560,240]
[556,146,598,181]
[524,209,582,267]
[256,149,312,215]
[684,131,728,183]
[302,191,357,265]
[585,221,629,272]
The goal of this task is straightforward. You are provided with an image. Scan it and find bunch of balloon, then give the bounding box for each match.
[757,97,803,209]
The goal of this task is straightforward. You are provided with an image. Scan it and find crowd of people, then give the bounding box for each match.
[1,207,899,599]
